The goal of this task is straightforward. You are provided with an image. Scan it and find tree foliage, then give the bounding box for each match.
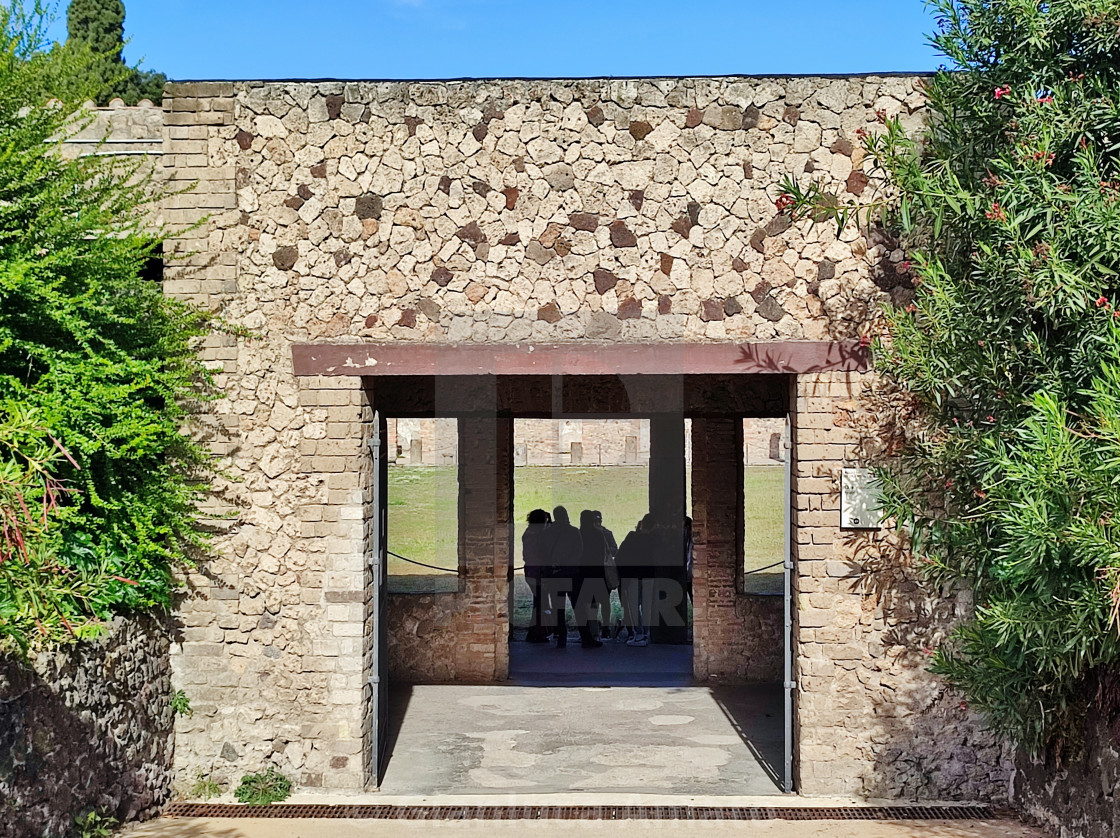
[0,4,212,654]
[66,0,165,104]
[785,0,1120,753]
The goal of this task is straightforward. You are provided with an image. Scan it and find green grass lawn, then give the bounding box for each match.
[386,464,785,596]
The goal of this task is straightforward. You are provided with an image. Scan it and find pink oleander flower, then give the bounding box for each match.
[994,85,1011,99]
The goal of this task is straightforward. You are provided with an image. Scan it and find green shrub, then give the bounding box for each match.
[170,689,192,718]
[0,4,213,654]
[187,771,222,801]
[234,768,292,806]
[783,0,1120,752]
[71,810,118,838]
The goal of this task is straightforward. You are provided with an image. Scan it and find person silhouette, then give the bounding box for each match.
[577,510,608,648]
[540,505,587,648]
[616,514,655,646]
[593,510,618,639]
[521,509,551,643]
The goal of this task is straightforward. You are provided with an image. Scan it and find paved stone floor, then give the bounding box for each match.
[124,816,1044,837]
[379,682,784,795]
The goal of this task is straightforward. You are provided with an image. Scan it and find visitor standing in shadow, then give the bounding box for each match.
[594,510,619,639]
[521,509,551,643]
[577,510,607,648]
[541,505,586,648]
[616,514,655,646]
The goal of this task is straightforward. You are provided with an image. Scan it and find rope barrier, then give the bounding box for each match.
[743,560,785,576]
[387,550,458,574]
[388,549,782,577]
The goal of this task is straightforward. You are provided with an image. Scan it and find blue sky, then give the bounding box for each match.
[46,0,942,80]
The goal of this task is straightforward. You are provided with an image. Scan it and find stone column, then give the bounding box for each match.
[690,418,745,680]
[649,414,685,519]
[649,414,688,644]
[456,415,513,681]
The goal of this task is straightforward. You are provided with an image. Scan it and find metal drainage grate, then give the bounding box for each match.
[162,803,994,821]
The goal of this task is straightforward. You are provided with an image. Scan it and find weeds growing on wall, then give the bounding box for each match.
[234,769,292,806]
[783,0,1120,753]
[0,4,213,654]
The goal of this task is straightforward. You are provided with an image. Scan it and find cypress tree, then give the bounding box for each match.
[65,0,165,104]
[66,0,125,59]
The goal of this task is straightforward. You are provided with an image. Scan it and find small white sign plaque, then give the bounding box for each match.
[841,467,884,530]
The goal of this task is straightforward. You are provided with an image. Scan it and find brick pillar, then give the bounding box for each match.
[456,416,513,681]
[790,371,863,795]
[691,418,745,681]
[650,415,688,644]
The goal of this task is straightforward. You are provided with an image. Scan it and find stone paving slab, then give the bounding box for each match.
[379,684,783,796]
[123,816,1044,838]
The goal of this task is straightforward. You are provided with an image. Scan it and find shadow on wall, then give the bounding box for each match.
[0,617,175,838]
[838,518,1012,800]
[1012,668,1120,838]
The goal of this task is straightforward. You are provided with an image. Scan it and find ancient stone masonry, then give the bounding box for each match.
[157,75,1005,799]
[59,98,164,161]
[204,76,924,348]
[790,372,1011,799]
[1012,672,1120,838]
[0,618,174,838]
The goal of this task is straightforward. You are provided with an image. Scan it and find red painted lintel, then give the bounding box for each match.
[290,341,869,377]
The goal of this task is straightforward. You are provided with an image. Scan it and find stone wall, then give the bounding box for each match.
[790,371,1012,798]
[1012,674,1120,838]
[159,75,1005,799]
[59,100,163,161]
[0,618,174,838]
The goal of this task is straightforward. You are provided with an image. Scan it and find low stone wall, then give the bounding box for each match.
[0,617,174,838]
[1012,673,1119,838]
[60,100,163,160]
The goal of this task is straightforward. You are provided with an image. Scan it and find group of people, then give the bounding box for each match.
[521,505,693,649]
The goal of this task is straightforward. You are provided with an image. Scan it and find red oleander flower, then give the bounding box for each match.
[775,194,795,213]
[1037,95,1054,104]
[959,701,968,711]
[974,489,987,499]
[944,479,954,489]
[859,334,871,347]
[986,415,995,423]
[855,127,868,140]
[994,85,1011,99]
[985,202,1007,222]
[1097,296,1108,307]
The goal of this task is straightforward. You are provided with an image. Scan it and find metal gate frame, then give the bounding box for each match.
[367,412,389,788]
[783,414,794,794]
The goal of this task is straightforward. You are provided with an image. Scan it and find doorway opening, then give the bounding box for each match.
[366,371,795,794]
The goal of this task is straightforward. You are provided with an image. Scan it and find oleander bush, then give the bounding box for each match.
[784,0,1120,753]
